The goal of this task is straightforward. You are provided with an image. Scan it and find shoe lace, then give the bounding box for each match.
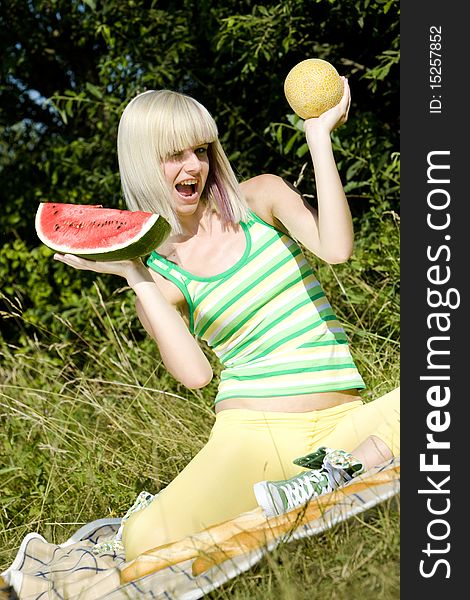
[280,470,331,510]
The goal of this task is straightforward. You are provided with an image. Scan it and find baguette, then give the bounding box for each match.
[191,465,399,575]
[120,506,267,583]
[120,464,399,583]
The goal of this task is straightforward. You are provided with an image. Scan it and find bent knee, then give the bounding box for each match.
[122,507,160,562]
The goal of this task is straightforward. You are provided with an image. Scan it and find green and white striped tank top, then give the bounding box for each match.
[147,211,365,403]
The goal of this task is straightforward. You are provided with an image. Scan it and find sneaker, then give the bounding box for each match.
[92,491,155,556]
[253,448,364,518]
[294,447,364,485]
[254,468,334,518]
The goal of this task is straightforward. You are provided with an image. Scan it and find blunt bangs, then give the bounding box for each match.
[155,94,219,160]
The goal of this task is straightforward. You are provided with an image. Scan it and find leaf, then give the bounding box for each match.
[296,143,309,158]
[0,466,21,475]
[65,99,74,117]
[86,82,103,100]
[96,23,113,47]
[284,132,299,155]
[83,0,97,10]
[344,180,369,192]
[346,159,364,181]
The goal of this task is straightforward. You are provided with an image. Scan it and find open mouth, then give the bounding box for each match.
[175,179,198,200]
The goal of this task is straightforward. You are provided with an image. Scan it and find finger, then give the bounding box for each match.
[54,252,76,263]
[54,253,94,270]
[339,78,351,123]
[340,78,350,108]
[53,253,75,265]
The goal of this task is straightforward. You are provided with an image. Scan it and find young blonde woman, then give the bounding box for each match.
[54,81,400,561]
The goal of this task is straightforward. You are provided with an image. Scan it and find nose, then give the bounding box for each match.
[183,150,202,173]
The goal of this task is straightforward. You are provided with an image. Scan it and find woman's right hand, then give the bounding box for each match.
[53,253,149,283]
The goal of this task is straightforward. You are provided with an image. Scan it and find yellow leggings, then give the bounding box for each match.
[122,387,400,560]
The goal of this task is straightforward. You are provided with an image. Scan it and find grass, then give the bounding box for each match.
[0,219,399,598]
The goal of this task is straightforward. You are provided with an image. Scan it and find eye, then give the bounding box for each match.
[195,145,208,155]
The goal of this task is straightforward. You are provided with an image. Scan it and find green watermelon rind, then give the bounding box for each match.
[35,204,171,261]
[72,216,171,260]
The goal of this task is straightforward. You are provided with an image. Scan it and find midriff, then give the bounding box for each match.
[214,389,361,414]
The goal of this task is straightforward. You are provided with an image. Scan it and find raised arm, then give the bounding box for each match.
[242,78,353,264]
[53,254,213,389]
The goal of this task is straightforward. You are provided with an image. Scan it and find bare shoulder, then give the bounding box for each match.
[241,174,305,226]
[240,173,294,197]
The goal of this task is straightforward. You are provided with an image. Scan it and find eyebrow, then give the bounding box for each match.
[169,141,211,154]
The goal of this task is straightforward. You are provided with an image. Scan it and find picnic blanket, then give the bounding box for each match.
[1,457,400,599]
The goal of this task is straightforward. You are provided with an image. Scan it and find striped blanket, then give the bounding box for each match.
[1,458,399,599]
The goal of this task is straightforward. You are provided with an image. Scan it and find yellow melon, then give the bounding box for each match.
[284,58,344,119]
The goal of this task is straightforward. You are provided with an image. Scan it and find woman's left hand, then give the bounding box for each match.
[304,77,351,141]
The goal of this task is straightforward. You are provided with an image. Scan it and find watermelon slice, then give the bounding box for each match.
[35,203,171,261]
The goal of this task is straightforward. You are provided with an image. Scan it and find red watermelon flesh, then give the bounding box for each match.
[35,203,171,261]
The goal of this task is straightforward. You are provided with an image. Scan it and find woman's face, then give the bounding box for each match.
[162,144,210,217]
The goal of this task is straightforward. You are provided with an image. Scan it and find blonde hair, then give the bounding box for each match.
[117,89,250,232]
